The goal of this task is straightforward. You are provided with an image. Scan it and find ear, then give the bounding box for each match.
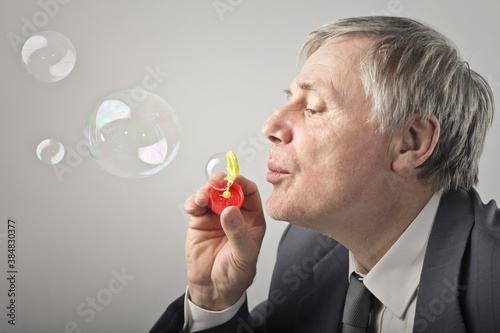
[391,115,440,173]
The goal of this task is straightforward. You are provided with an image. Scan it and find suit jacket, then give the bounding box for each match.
[151,189,500,332]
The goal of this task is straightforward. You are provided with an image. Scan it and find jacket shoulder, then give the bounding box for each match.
[470,188,500,239]
[459,189,500,332]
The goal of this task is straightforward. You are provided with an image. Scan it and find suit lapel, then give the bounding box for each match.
[294,243,349,333]
[413,190,474,333]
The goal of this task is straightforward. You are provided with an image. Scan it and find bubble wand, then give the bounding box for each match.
[208,151,244,215]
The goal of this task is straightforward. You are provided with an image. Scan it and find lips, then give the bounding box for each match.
[266,160,291,183]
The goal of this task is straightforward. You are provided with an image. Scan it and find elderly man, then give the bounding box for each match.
[151,16,499,332]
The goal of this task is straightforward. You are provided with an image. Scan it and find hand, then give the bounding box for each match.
[184,176,266,311]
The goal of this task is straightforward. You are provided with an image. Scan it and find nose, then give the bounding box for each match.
[262,107,293,144]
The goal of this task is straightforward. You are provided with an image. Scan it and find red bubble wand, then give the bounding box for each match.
[209,151,244,215]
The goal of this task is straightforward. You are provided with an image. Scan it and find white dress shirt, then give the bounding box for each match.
[349,192,441,332]
[184,193,441,332]
[184,287,246,332]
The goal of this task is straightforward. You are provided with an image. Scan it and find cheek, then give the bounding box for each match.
[300,124,388,188]
[294,131,340,200]
[299,122,352,175]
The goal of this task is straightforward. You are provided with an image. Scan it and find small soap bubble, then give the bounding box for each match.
[21,31,76,82]
[36,139,65,165]
[205,152,231,191]
[86,90,181,178]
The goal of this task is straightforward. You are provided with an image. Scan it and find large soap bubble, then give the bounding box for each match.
[86,90,181,178]
[21,31,76,83]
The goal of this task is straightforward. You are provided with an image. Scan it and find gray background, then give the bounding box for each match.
[1,0,499,332]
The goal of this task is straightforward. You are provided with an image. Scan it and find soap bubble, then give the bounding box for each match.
[21,31,76,82]
[36,139,65,165]
[205,152,232,191]
[86,90,181,178]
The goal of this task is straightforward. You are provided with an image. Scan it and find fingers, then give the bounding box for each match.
[184,183,212,216]
[234,176,263,212]
[220,207,257,264]
[234,175,258,196]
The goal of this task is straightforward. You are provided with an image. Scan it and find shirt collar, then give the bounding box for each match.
[348,192,441,319]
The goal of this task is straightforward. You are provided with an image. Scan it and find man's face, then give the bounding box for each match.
[262,37,397,232]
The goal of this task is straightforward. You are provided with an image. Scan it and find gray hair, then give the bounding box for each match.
[300,16,495,192]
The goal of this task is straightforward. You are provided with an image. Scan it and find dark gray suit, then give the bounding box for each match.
[151,189,500,332]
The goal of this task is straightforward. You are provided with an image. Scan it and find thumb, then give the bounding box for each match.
[220,207,256,261]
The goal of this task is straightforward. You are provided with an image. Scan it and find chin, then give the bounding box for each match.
[265,194,329,233]
[265,196,291,221]
[265,195,306,225]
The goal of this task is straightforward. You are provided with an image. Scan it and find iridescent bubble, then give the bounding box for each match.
[205,152,232,191]
[36,139,65,165]
[86,90,181,178]
[21,31,76,82]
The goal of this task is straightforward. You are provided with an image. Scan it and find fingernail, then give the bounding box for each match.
[228,214,239,226]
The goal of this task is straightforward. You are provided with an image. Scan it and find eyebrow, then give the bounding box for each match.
[283,81,317,98]
[298,81,315,91]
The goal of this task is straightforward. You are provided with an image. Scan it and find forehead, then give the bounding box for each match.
[292,36,373,92]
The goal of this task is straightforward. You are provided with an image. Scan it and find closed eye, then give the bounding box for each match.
[306,108,319,115]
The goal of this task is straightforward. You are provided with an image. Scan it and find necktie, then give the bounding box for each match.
[342,273,374,333]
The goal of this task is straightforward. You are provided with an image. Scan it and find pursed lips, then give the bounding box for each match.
[266,160,291,183]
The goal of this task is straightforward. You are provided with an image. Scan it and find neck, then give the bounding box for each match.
[328,184,435,272]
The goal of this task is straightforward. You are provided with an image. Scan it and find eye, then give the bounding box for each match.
[306,108,319,115]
